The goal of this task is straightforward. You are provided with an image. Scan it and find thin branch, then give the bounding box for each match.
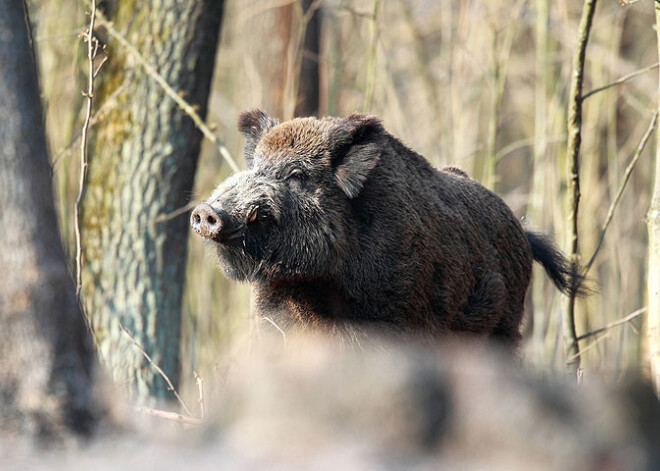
[576,307,647,342]
[495,135,567,163]
[194,371,205,421]
[94,8,240,173]
[119,322,194,417]
[568,332,611,362]
[135,406,202,426]
[75,0,100,296]
[582,62,659,100]
[93,55,108,78]
[150,201,197,225]
[564,0,599,373]
[362,0,381,112]
[583,111,658,275]
[262,316,287,343]
[52,80,128,174]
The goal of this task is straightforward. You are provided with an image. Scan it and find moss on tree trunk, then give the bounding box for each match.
[81,0,223,403]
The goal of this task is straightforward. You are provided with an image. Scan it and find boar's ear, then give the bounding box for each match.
[328,113,384,199]
[238,109,279,168]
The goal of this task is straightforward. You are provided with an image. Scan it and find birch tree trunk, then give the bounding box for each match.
[646,2,660,394]
[80,0,223,404]
[0,0,98,439]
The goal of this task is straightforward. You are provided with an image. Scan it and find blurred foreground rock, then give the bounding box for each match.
[4,338,660,470]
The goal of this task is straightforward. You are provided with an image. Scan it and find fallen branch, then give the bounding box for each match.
[136,406,202,426]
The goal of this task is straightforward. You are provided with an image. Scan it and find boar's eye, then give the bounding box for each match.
[246,206,258,224]
[285,168,305,183]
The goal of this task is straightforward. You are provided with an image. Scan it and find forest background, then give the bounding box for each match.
[25,0,660,406]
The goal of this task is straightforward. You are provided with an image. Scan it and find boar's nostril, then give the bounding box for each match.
[206,215,216,225]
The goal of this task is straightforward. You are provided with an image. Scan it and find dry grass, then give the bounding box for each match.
[30,0,660,395]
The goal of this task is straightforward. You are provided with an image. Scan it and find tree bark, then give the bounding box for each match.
[81,0,223,404]
[647,2,660,394]
[0,0,98,439]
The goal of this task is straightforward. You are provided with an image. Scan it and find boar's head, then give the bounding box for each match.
[191,109,384,282]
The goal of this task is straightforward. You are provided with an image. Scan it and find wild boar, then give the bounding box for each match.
[191,109,580,344]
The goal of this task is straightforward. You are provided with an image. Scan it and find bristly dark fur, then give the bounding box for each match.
[525,231,586,298]
[193,109,583,346]
[238,109,279,168]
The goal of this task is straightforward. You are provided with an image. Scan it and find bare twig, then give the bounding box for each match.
[262,316,287,343]
[136,406,202,426]
[194,371,205,421]
[93,8,240,173]
[494,135,566,163]
[119,322,194,417]
[52,80,129,173]
[564,0,599,374]
[150,201,198,225]
[583,111,658,275]
[576,307,647,342]
[75,0,102,296]
[363,0,381,112]
[583,62,660,100]
[568,332,611,362]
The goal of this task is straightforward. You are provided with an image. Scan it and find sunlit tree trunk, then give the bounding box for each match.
[81,0,223,404]
[646,2,660,394]
[0,0,98,439]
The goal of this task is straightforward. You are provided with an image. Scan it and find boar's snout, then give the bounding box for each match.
[191,202,241,244]
[191,203,223,239]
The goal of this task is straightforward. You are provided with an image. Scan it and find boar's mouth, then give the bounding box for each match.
[212,226,245,247]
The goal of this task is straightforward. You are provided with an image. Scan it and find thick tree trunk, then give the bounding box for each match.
[81,0,223,404]
[647,2,660,394]
[0,0,98,439]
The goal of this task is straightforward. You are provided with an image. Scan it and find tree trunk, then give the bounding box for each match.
[81,0,223,404]
[294,0,322,118]
[242,0,321,120]
[0,0,98,440]
[243,0,294,119]
[647,2,660,394]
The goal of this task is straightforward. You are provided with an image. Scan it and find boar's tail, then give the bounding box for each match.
[526,231,587,298]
